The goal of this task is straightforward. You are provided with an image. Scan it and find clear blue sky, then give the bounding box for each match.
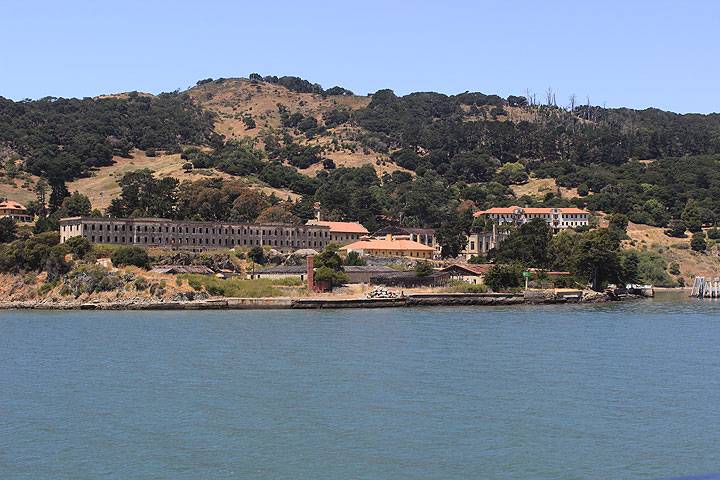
[2,0,718,113]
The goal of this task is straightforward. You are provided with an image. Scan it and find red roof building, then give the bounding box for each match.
[0,200,32,223]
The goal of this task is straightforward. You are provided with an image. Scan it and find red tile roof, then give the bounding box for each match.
[0,200,27,211]
[306,220,369,234]
[340,238,435,252]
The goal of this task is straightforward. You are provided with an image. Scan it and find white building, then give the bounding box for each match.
[473,206,590,231]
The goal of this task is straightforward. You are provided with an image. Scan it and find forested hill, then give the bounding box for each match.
[2,74,720,237]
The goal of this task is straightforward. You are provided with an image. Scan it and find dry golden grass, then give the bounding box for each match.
[187,78,369,140]
[66,149,299,210]
[0,176,39,204]
[511,177,579,200]
[625,222,720,279]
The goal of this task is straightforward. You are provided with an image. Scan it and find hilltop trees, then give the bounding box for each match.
[0,93,215,182]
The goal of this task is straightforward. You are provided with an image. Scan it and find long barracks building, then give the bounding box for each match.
[59,217,332,253]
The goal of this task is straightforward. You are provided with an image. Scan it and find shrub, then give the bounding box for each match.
[111,246,151,268]
[691,232,707,252]
[707,228,720,240]
[64,236,92,258]
[484,264,522,292]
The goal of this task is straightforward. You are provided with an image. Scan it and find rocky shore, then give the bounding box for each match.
[0,289,641,311]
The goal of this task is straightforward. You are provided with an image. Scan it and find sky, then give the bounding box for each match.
[1,0,719,113]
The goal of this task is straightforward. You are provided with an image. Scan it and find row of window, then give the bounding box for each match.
[88,234,328,248]
[74,223,329,237]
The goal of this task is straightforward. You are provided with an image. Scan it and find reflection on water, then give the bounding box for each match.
[2,296,720,480]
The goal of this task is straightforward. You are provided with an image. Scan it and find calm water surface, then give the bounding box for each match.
[2,292,720,479]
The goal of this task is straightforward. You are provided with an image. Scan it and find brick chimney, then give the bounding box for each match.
[306,255,315,292]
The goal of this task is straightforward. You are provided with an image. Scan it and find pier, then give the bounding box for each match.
[690,277,720,298]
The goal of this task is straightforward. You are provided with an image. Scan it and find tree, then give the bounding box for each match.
[437,210,472,258]
[571,228,621,291]
[314,244,347,286]
[607,213,629,240]
[34,178,48,217]
[665,219,687,238]
[0,217,17,243]
[49,178,70,213]
[691,231,707,252]
[255,204,298,224]
[183,162,193,173]
[618,250,640,284]
[495,162,528,185]
[64,236,92,258]
[681,200,703,233]
[248,246,266,265]
[491,218,553,268]
[484,264,522,291]
[707,228,720,240]
[56,192,92,218]
[344,250,366,266]
[230,189,271,222]
[415,260,434,277]
[111,246,150,269]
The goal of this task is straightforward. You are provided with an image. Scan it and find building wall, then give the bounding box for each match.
[359,248,432,259]
[60,217,331,253]
[0,209,32,222]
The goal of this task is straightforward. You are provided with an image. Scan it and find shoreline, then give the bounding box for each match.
[0,290,643,311]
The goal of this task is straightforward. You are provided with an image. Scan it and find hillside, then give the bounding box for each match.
[3,73,720,283]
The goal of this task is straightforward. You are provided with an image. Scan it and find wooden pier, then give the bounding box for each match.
[691,277,720,298]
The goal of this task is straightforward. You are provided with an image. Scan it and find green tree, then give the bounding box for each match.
[691,231,707,252]
[248,246,266,265]
[0,217,17,243]
[681,200,703,233]
[111,246,151,269]
[618,250,640,284]
[571,228,621,291]
[64,236,92,258]
[314,244,348,286]
[56,192,92,218]
[48,178,70,213]
[491,219,553,268]
[344,250,366,266]
[607,213,629,240]
[484,264,522,291]
[415,260,434,277]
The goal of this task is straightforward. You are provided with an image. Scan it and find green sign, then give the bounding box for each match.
[522,271,532,278]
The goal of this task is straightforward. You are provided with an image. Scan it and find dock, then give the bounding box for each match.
[691,277,720,298]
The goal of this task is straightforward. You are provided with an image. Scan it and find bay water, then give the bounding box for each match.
[2,293,720,479]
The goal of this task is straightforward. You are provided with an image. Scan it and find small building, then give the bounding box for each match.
[0,200,32,223]
[440,263,493,285]
[340,236,436,259]
[344,265,396,283]
[150,265,215,275]
[305,220,369,245]
[371,226,437,250]
[249,265,308,281]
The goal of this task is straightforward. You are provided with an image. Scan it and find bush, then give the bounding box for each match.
[707,228,720,240]
[111,246,151,268]
[64,236,92,258]
[691,232,707,252]
[484,264,522,292]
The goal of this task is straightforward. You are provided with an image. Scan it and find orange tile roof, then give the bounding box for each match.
[307,220,369,234]
[340,238,435,252]
[474,206,588,217]
[0,200,27,211]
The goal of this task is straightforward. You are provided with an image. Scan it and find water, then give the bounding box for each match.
[2,293,720,479]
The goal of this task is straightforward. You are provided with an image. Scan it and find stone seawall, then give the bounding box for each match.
[0,290,619,311]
